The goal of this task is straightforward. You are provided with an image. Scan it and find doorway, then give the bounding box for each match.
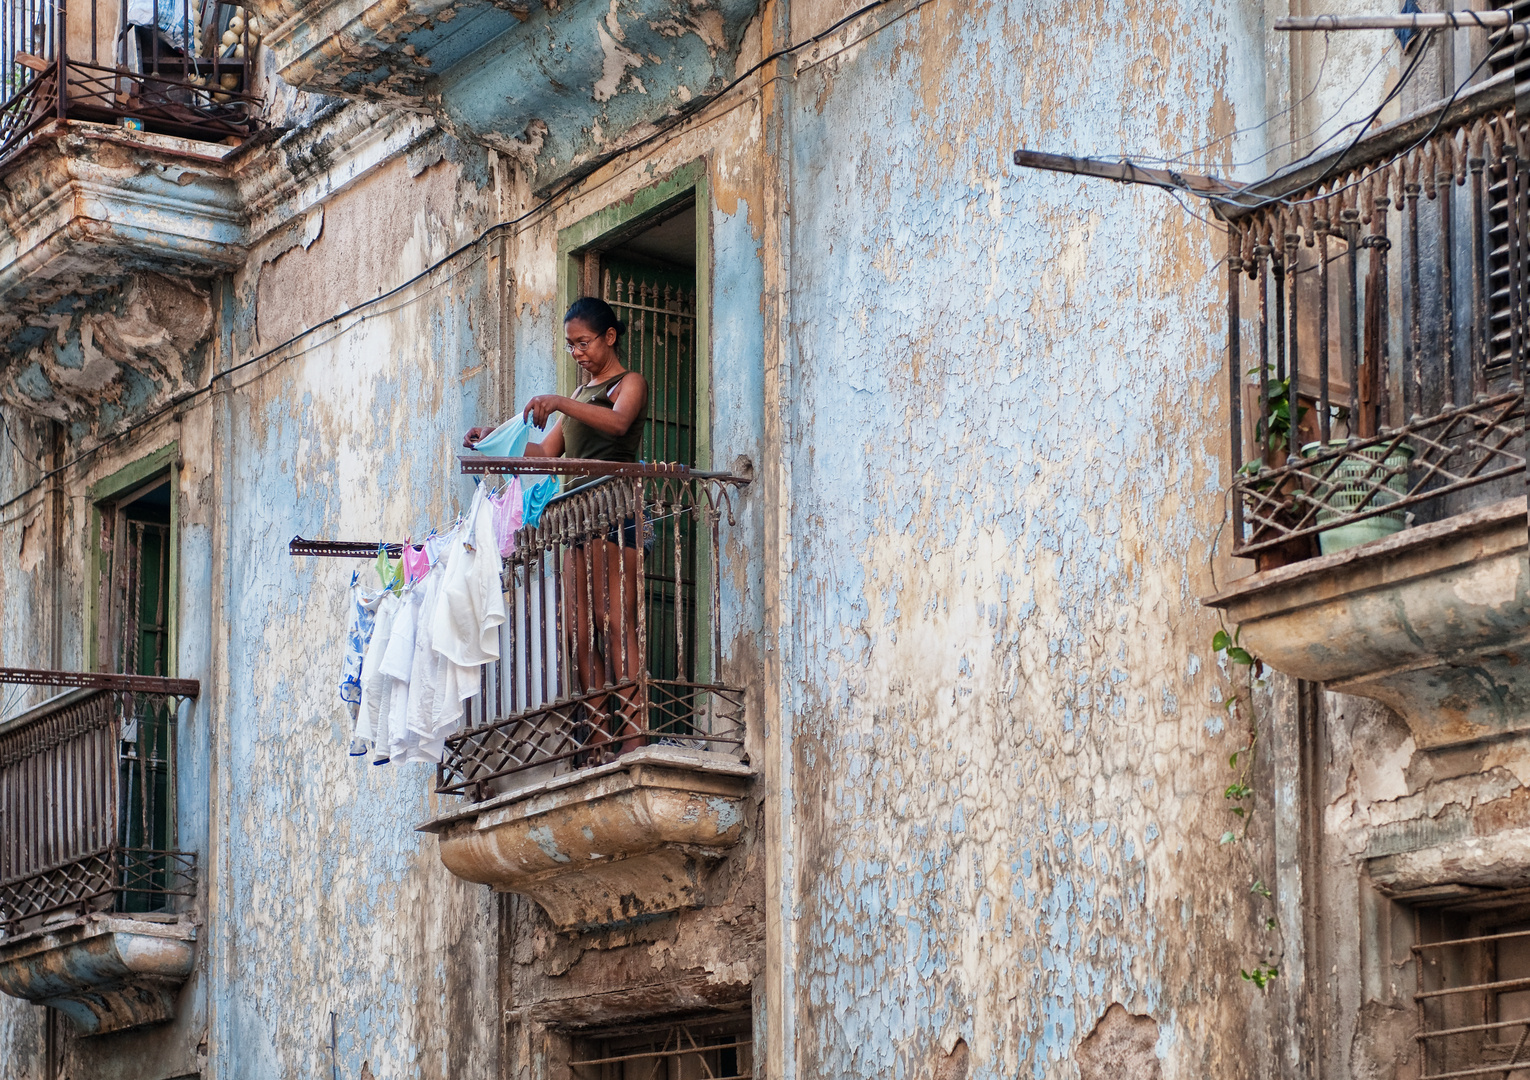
[569,196,703,727]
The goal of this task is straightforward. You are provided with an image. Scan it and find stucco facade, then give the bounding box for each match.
[4,0,1515,1078]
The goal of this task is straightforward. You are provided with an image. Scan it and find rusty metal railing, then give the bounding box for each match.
[435,461,748,799]
[1223,81,1527,565]
[0,673,197,937]
[0,0,262,167]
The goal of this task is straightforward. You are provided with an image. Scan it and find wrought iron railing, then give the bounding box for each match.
[1224,78,1527,565]
[436,461,748,799]
[0,0,262,166]
[0,673,198,937]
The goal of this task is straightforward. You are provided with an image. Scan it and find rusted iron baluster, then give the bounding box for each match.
[1342,200,1362,437]
[1511,150,1526,385]
[1273,236,1287,386]
[1367,173,1392,434]
[613,481,630,729]
[1286,223,1302,460]
[1227,236,1245,541]
[1256,236,1272,461]
[55,0,65,121]
[634,478,648,734]
[1471,123,1489,397]
[1434,140,1456,408]
[1406,158,1423,424]
[1514,119,1530,384]
[1317,213,1332,443]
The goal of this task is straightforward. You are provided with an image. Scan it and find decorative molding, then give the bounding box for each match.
[422,746,752,929]
[0,914,197,1035]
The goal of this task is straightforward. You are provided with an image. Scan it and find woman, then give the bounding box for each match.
[463,297,650,755]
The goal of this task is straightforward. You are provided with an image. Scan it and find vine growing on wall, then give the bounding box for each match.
[1211,624,1281,990]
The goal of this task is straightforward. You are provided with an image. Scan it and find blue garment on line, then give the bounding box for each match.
[522,475,558,529]
[470,415,544,458]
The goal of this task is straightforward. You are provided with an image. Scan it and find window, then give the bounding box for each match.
[569,1013,753,1080]
[1415,891,1530,1078]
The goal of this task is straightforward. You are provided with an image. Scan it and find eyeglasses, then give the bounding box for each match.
[564,338,598,355]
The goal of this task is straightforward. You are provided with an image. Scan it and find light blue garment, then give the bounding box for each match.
[522,475,559,529]
[470,415,545,458]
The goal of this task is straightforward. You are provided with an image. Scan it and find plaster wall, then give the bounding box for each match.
[0,0,1442,1077]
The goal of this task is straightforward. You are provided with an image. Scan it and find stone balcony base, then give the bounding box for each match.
[420,746,752,930]
[0,913,197,1034]
[1204,497,1529,749]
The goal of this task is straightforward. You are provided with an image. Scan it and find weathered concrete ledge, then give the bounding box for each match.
[1204,497,1529,748]
[0,121,246,314]
[420,745,752,930]
[260,0,760,189]
[0,913,197,1035]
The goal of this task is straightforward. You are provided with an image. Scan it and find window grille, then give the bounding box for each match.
[569,1014,753,1080]
[1415,889,1530,1079]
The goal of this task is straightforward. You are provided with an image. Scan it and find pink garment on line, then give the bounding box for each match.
[488,478,523,557]
[402,543,429,585]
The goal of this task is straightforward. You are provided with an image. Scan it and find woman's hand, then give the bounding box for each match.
[522,394,567,428]
[462,426,495,449]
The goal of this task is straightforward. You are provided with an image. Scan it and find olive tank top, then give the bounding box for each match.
[561,371,646,489]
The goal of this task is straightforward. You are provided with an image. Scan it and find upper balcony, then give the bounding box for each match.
[259,0,761,189]
[0,671,200,1035]
[1202,75,1528,749]
[414,462,754,931]
[0,0,258,341]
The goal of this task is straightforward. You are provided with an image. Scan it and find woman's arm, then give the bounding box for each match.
[523,373,648,438]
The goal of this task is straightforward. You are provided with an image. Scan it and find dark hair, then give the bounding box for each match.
[564,296,625,340]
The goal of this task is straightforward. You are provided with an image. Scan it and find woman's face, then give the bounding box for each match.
[565,318,618,376]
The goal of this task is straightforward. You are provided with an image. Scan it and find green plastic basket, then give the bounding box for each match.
[1301,440,1415,555]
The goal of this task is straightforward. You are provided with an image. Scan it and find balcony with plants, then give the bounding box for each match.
[1203,74,1528,749]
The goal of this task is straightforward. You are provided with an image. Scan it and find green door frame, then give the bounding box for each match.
[555,159,716,686]
[554,158,712,472]
[88,443,179,677]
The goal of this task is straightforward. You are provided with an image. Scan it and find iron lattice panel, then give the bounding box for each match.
[0,847,197,933]
[437,682,746,796]
[1234,389,1526,557]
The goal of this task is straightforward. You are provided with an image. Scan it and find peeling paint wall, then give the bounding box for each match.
[0,0,1465,1077]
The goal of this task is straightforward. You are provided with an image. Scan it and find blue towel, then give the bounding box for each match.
[522,475,558,529]
[470,415,544,458]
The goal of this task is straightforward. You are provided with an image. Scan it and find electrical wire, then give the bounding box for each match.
[0,0,929,524]
[1127,31,1349,173]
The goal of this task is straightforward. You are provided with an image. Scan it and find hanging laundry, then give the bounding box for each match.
[375,546,403,594]
[402,543,429,585]
[340,572,385,756]
[424,529,452,568]
[489,477,523,557]
[522,474,558,529]
[354,591,402,760]
[430,485,508,735]
[468,415,544,457]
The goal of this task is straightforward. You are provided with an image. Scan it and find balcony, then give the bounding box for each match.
[0,0,256,345]
[260,0,761,188]
[0,672,200,1034]
[419,463,753,930]
[1202,76,1528,747]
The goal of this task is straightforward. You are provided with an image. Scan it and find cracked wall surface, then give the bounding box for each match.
[0,0,1443,1077]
